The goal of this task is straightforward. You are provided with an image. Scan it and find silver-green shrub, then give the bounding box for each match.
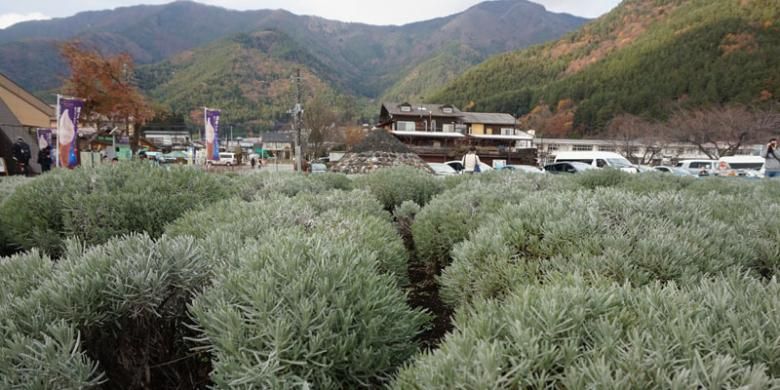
[235,171,353,200]
[0,163,236,255]
[0,251,103,388]
[394,274,780,389]
[190,228,430,389]
[354,166,444,211]
[413,174,575,272]
[0,235,212,389]
[440,188,780,307]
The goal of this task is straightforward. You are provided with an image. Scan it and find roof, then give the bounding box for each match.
[470,134,532,141]
[392,131,466,139]
[383,102,462,117]
[461,112,516,126]
[262,132,293,143]
[0,72,53,117]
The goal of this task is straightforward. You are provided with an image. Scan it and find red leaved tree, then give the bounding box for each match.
[60,41,154,154]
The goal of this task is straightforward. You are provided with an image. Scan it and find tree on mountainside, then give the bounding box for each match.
[303,95,337,158]
[60,41,154,154]
[667,105,780,159]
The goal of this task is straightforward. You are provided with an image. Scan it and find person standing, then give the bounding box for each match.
[37,145,52,173]
[12,137,32,176]
[461,145,482,174]
[765,138,780,178]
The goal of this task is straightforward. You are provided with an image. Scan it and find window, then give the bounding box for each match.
[573,144,594,151]
[598,145,617,152]
[400,105,412,112]
[442,107,453,114]
[596,159,607,168]
[442,124,455,133]
[396,121,416,131]
[547,144,559,152]
[500,128,515,136]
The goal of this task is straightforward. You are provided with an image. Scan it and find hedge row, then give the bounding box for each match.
[0,176,29,255]
[440,188,780,308]
[190,228,429,388]
[412,173,576,272]
[395,274,780,389]
[0,235,209,389]
[234,171,353,200]
[0,163,235,255]
[353,167,444,211]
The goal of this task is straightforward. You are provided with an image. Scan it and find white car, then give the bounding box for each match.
[677,160,717,176]
[717,156,764,178]
[445,160,494,174]
[500,165,547,174]
[428,163,458,176]
[207,152,237,166]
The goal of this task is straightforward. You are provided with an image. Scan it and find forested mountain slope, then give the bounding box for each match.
[432,0,780,135]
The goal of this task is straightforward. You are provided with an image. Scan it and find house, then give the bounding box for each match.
[0,73,55,174]
[262,131,294,160]
[378,102,535,165]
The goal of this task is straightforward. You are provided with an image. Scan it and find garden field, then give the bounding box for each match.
[1,164,780,389]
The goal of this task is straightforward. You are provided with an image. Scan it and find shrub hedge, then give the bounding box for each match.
[440,188,780,308]
[412,174,575,272]
[0,235,212,389]
[190,228,430,388]
[394,274,780,389]
[234,171,353,200]
[353,167,444,211]
[0,163,235,255]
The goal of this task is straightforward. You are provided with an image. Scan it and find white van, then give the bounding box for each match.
[717,156,764,177]
[207,152,237,166]
[554,152,638,173]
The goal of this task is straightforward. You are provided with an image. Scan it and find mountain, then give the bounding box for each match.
[431,0,780,135]
[0,0,586,118]
[137,30,351,129]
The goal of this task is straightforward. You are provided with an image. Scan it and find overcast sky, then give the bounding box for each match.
[0,0,621,29]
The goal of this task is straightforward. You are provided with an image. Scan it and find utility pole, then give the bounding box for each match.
[290,69,304,173]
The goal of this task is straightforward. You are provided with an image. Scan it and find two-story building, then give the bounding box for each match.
[378,102,535,165]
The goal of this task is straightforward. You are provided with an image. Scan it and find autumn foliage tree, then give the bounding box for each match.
[60,41,154,153]
[303,95,337,158]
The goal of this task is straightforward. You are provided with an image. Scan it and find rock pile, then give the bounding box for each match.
[330,130,434,174]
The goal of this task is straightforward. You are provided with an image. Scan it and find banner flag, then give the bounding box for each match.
[57,97,83,169]
[205,108,221,162]
[36,128,54,161]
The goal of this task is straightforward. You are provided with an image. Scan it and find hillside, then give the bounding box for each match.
[432,0,780,135]
[137,30,349,130]
[0,0,586,108]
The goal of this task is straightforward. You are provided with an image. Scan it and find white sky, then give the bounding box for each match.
[0,0,621,29]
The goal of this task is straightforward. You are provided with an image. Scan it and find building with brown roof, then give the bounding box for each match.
[0,73,55,174]
[378,102,534,165]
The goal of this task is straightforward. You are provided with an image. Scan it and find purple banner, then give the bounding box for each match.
[36,128,54,161]
[57,98,83,169]
[205,109,220,161]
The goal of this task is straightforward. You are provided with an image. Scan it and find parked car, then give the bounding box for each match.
[653,166,697,177]
[544,162,597,174]
[554,151,639,173]
[428,163,458,176]
[445,160,494,173]
[310,163,328,174]
[717,156,765,178]
[676,159,717,176]
[499,165,546,174]
[207,152,237,166]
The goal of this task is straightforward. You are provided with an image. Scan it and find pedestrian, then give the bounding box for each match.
[12,137,31,176]
[764,138,780,178]
[37,145,52,172]
[461,145,482,174]
[251,157,257,169]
